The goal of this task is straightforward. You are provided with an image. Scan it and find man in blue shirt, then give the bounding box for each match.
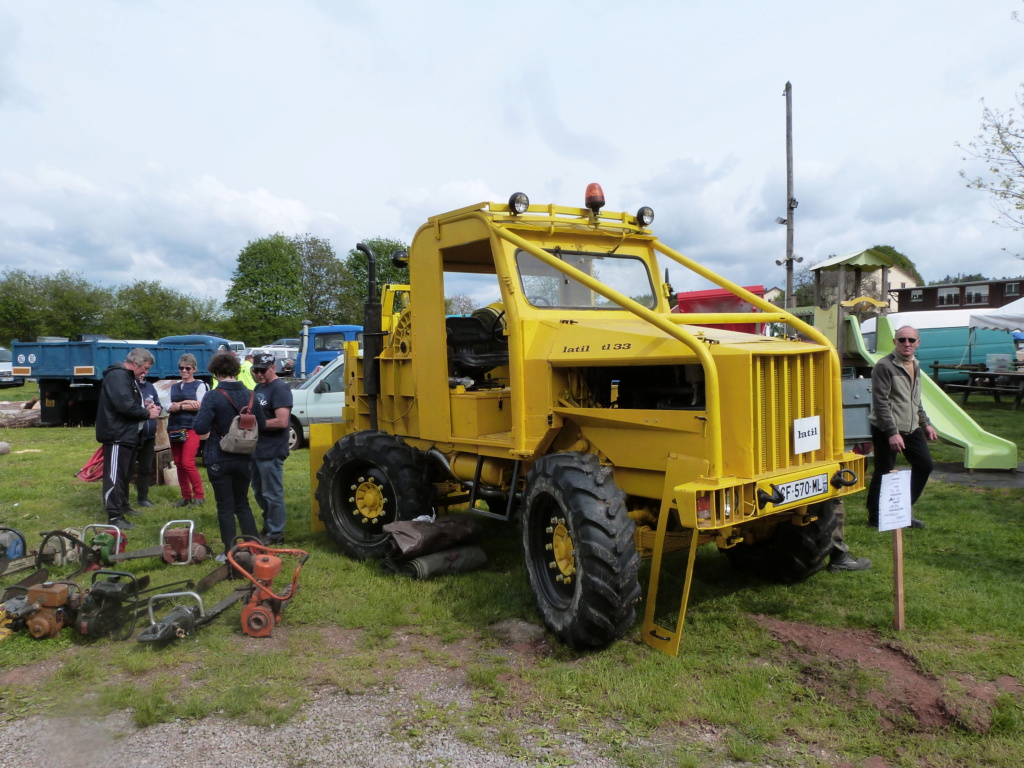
[250,353,293,544]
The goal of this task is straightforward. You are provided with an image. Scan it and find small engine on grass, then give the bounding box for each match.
[2,580,83,639]
[229,540,308,638]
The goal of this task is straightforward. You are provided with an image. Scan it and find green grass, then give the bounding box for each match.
[1,398,1023,766]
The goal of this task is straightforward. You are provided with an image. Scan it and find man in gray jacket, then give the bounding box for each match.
[866,325,937,529]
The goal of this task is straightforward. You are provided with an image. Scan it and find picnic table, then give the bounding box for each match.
[944,369,1024,411]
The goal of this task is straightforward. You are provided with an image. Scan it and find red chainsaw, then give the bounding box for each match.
[107,520,213,566]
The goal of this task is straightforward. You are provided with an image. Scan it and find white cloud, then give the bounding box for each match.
[1,0,1023,317]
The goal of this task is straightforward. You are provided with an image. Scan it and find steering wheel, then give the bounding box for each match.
[489,310,506,342]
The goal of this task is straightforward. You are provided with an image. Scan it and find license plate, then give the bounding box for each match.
[776,473,829,504]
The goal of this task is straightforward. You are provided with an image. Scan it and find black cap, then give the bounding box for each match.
[253,353,276,369]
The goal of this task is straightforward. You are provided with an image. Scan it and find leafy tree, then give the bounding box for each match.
[105,281,224,339]
[957,6,1024,235]
[959,94,1024,233]
[445,294,476,314]
[223,233,303,344]
[870,245,924,285]
[0,269,47,344]
[39,271,112,339]
[293,233,351,325]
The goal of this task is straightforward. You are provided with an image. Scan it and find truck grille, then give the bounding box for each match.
[751,351,829,473]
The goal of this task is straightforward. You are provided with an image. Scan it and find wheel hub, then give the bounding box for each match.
[548,517,575,580]
[349,476,388,522]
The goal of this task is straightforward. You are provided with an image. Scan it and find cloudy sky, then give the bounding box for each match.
[2,0,1023,309]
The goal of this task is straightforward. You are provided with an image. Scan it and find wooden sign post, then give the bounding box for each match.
[878,470,912,631]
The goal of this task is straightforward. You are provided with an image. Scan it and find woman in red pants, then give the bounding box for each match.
[167,353,208,507]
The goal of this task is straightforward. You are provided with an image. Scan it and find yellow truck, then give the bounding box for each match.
[309,186,864,655]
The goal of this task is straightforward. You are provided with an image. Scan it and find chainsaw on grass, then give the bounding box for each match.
[137,541,258,644]
[0,527,82,579]
[138,539,308,642]
[75,569,195,640]
[107,520,213,567]
[35,525,127,579]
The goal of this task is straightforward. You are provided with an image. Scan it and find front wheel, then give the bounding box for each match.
[521,452,641,648]
[723,500,837,583]
[315,431,432,559]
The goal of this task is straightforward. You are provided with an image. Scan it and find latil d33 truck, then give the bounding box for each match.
[308,186,865,656]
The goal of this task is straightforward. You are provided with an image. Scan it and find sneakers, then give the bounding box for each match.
[263,534,285,546]
[108,517,136,531]
[828,552,872,572]
[910,517,926,529]
[172,498,192,508]
[125,508,142,516]
[137,499,154,508]
[190,499,205,508]
[215,552,227,563]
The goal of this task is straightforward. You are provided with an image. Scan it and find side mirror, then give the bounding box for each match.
[314,382,330,394]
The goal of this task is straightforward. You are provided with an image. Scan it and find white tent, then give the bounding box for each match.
[968,297,1024,332]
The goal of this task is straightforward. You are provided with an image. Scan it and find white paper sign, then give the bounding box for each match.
[878,470,913,531]
[792,415,821,454]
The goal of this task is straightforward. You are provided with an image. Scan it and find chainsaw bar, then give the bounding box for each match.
[137,547,256,644]
[0,568,49,603]
[107,545,165,563]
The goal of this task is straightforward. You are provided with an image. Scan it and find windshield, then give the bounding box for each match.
[313,333,362,352]
[515,248,657,310]
[0,349,10,363]
[297,357,345,391]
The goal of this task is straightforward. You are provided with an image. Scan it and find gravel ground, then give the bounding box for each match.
[0,687,628,768]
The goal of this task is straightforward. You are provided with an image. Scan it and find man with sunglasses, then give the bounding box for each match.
[866,326,937,529]
[250,353,293,545]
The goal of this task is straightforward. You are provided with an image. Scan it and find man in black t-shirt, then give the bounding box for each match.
[250,354,293,544]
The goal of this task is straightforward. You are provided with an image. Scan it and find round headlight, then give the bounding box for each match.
[636,206,654,227]
[508,192,530,215]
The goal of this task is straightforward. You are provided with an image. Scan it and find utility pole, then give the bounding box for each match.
[784,81,797,309]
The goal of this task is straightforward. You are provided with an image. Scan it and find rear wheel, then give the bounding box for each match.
[723,500,837,584]
[522,452,641,648]
[315,431,432,559]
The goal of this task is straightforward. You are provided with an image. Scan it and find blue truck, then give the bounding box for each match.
[297,324,362,378]
[11,334,230,426]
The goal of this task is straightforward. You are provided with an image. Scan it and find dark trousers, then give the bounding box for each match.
[102,442,137,520]
[866,426,933,524]
[206,455,259,550]
[135,437,155,503]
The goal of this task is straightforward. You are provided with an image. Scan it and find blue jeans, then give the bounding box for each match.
[207,455,259,550]
[250,456,286,538]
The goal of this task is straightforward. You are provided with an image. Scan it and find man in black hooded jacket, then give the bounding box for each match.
[95,348,161,529]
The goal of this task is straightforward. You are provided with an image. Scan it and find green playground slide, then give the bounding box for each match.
[844,315,1018,470]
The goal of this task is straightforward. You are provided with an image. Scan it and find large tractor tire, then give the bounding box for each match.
[521,452,641,648]
[316,431,432,560]
[723,500,837,584]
